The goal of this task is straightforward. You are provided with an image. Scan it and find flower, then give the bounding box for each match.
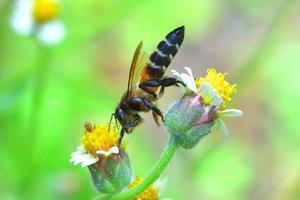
[70,123,120,167]
[11,0,65,45]
[172,67,236,109]
[164,67,242,149]
[70,122,132,193]
[128,176,167,200]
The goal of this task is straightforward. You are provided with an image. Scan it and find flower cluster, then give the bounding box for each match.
[70,67,242,198]
[11,0,65,45]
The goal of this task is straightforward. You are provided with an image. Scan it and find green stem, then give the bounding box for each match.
[102,136,179,200]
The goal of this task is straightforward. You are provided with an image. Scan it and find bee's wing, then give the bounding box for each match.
[126,41,149,98]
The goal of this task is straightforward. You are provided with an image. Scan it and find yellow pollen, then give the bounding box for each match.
[32,0,59,23]
[195,68,236,109]
[81,122,119,157]
[128,176,158,200]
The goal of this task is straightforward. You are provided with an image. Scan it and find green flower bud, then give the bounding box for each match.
[88,150,132,193]
[164,94,215,149]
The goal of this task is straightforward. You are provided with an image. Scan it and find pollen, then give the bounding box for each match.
[195,68,236,109]
[81,122,119,157]
[32,0,59,23]
[128,176,158,200]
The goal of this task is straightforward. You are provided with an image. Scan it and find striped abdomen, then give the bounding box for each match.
[140,26,185,83]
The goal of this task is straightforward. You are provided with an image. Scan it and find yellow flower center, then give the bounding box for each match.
[81,122,119,156]
[128,176,158,200]
[195,68,236,109]
[32,0,59,23]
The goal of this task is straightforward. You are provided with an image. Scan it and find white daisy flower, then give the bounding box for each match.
[10,0,65,45]
[172,67,222,107]
[70,123,120,168]
[169,67,243,138]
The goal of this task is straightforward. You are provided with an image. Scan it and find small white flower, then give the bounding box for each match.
[10,0,65,45]
[172,67,222,107]
[70,146,98,168]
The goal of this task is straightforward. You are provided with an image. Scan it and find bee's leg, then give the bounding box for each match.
[142,97,164,122]
[138,79,160,98]
[118,114,141,146]
[160,77,185,87]
[159,77,185,97]
[158,87,165,98]
[119,128,126,146]
[152,112,161,126]
[140,77,185,98]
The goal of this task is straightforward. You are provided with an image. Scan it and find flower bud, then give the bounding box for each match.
[167,67,243,148]
[164,94,215,149]
[88,149,132,193]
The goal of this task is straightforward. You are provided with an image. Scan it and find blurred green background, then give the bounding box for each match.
[1,0,300,199]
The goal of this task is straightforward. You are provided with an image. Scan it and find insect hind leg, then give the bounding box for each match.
[139,77,185,98]
[138,79,160,98]
[141,97,164,122]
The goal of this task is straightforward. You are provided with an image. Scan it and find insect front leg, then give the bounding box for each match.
[118,114,141,146]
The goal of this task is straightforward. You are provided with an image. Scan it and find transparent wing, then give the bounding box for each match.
[126,41,149,98]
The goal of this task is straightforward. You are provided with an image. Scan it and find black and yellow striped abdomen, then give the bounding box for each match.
[140,26,185,83]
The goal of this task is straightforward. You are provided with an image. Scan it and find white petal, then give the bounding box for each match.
[70,146,98,167]
[170,69,180,77]
[37,20,65,45]
[76,145,86,152]
[215,118,229,137]
[217,109,243,117]
[153,178,167,197]
[199,82,210,97]
[199,82,222,106]
[171,68,197,92]
[96,146,119,157]
[181,73,197,92]
[107,146,119,154]
[184,67,194,78]
[81,155,98,167]
[211,95,222,107]
[10,0,34,35]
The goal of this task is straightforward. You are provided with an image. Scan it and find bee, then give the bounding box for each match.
[112,26,185,145]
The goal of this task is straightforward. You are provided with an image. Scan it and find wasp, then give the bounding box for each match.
[112,26,185,145]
